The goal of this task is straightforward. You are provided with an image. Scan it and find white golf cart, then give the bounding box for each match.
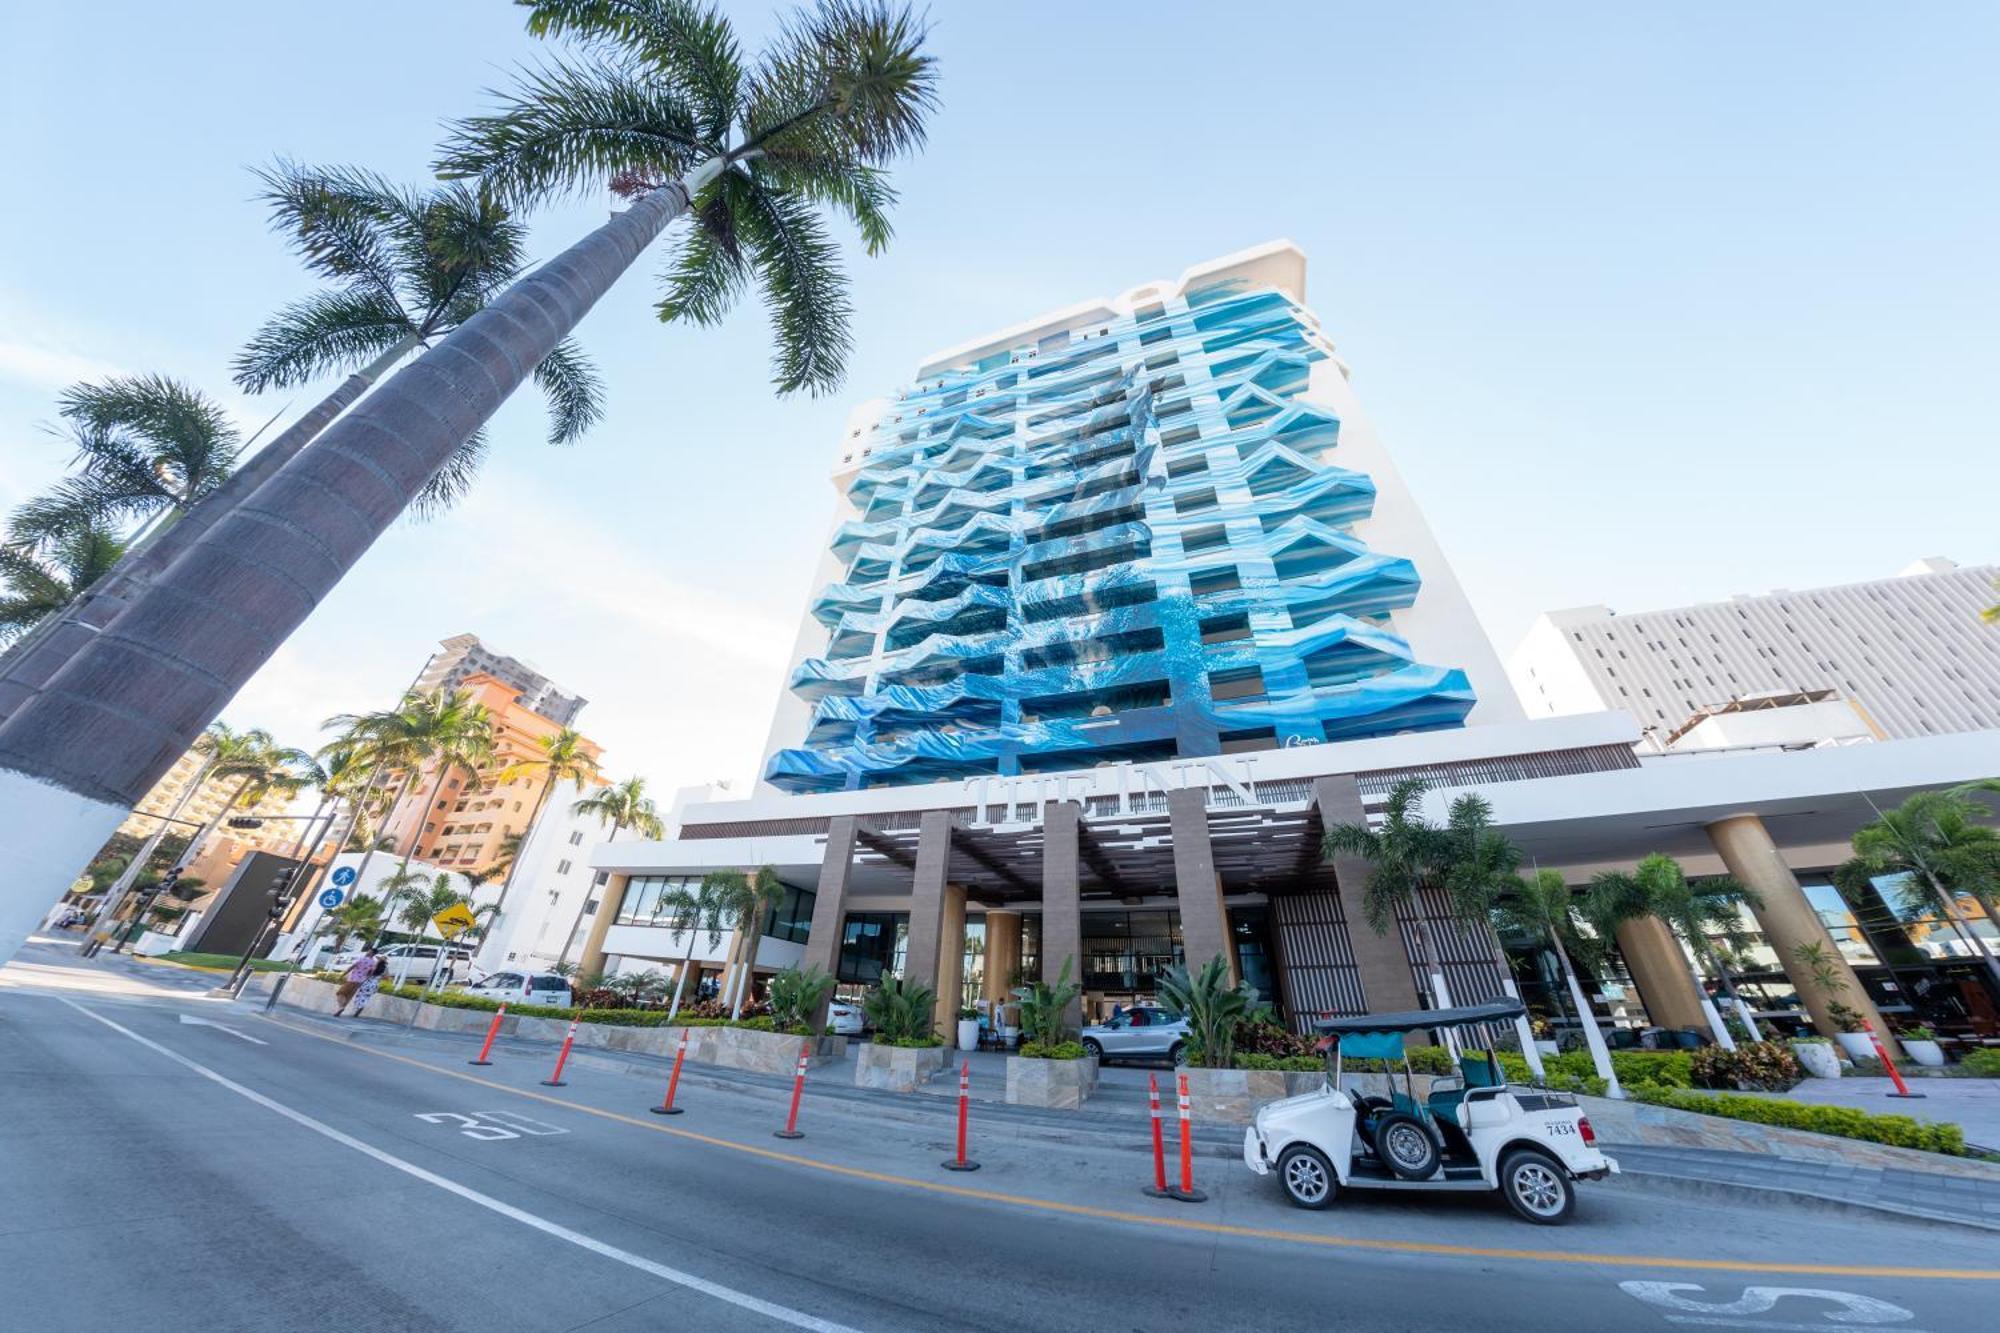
[1243,999,1618,1224]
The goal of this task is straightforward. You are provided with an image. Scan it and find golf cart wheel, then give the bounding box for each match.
[1372,1112,1439,1180]
[1082,1038,1103,1062]
[1498,1148,1575,1225]
[1277,1145,1337,1210]
[1169,1041,1187,1067]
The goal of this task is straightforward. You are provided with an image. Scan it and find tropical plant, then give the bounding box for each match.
[555,774,666,966]
[1588,853,1763,1049]
[1015,955,1082,1051]
[1790,940,1864,1032]
[702,864,787,1016]
[234,161,606,516]
[767,964,836,1032]
[325,686,495,887]
[1836,788,2000,986]
[87,721,257,937]
[657,874,733,1017]
[1496,866,1623,1091]
[324,892,386,953]
[168,728,313,876]
[1156,955,1256,1070]
[0,3,938,873]
[0,522,123,645]
[861,974,936,1044]
[486,725,602,925]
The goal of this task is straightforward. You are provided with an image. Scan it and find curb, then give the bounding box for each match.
[1610,1158,2000,1234]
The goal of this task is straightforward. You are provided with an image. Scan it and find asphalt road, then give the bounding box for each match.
[5,937,1997,1333]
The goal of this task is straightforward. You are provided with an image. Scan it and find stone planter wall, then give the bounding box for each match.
[1005,1054,1098,1109]
[1178,1067,1326,1124]
[854,1042,949,1092]
[681,1024,846,1074]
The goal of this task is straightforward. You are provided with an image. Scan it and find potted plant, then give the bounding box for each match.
[1791,1035,1841,1080]
[1531,1016,1560,1060]
[1792,941,1876,1062]
[1899,1025,1946,1068]
[957,1006,980,1052]
[1006,958,1094,1109]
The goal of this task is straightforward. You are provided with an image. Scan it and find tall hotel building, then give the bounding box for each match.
[761,242,1517,793]
[579,244,1998,1053]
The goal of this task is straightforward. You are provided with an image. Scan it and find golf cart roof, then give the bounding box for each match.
[1314,999,1526,1036]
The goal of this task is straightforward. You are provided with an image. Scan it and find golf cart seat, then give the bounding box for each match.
[1337,1032,1424,1119]
[1427,1054,1503,1127]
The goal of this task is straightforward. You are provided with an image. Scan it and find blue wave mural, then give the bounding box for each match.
[767,283,1476,792]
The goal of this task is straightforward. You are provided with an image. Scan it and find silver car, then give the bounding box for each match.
[1080,1006,1189,1065]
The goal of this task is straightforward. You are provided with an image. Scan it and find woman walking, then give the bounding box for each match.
[348,955,389,1018]
[334,948,378,1017]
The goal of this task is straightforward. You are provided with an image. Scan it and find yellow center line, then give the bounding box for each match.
[257,1014,2000,1282]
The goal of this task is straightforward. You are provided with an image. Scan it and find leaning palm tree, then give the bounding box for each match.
[1497,869,1622,1096]
[0,522,123,645]
[1588,854,1762,1050]
[486,726,603,924]
[704,864,787,1017]
[234,162,607,516]
[0,3,939,907]
[659,873,735,1018]
[324,687,495,889]
[1321,777,1468,1052]
[1434,791,1545,1073]
[553,775,665,966]
[1839,787,2000,987]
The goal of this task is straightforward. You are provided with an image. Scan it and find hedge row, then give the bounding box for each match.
[1633,1086,1968,1157]
[369,984,809,1032]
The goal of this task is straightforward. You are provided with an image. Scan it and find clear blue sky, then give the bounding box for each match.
[4,1,1995,792]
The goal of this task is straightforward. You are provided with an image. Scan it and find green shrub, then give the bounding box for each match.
[1157,955,1255,1070]
[1235,1053,1323,1072]
[883,1035,943,1048]
[863,976,937,1044]
[1633,1086,1967,1156]
[1692,1041,1803,1092]
[1017,957,1082,1049]
[1960,1049,2000,1077]
[766,965,836,1032]
[1342,1044,1456,1075]
[1019,1039,1087,1060]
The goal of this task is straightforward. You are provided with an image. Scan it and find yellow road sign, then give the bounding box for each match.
[431,902,478,939]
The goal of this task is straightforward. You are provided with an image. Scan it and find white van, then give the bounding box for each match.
[459,970,572,1009]
[330,943,473,985]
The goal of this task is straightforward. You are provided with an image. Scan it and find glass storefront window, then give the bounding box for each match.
[838,912,908,985]
[1800,879,1880,965]
[1080,909,1183,995]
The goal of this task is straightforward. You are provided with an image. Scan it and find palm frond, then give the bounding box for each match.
[655,177,750,326]
[743,0,937,165]
[531,338,606,445]
[232,288,416,391]
[434,57,705,207]
[521,1,744,142]
[253,160,415,307]
[758,157,896,255]
[405,185,528,326]
[410,429,490,521]
[734,175,852,394]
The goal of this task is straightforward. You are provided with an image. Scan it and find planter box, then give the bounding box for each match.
[680,1024,845,1075]
[854,1042,949,1092]
[274,975,342,1015]
[1791,1041,1842,1079]
[1179,1067,1326,1124]
[1834,1032,1876,1063]
[1903,1039,1946,1068]
[1004,1054,1098,1110]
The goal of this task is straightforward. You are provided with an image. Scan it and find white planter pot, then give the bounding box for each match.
[1903,1039,1945,1068]
[1791,1041,1841,1079]
[956,1019,980,1052]
[1834,1032,1876,1063]
[1535,1040,1560,1058]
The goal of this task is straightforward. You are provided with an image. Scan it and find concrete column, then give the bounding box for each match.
[800,816,857,1029]
[1708,814,1903,1058]
[576,873,626,980]
[1311,776,1422,1015]
[1613,916,1708,1032]
[901,810,953,1009]
[983,909,1023,1002]
[1041,800,1084,1028]
[1169,788,1234,984]
[935,883,968,1034]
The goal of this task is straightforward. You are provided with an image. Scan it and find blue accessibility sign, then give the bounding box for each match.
[331,867,358,887]
[318,888,345,910]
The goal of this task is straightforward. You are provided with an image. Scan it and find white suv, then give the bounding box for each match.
[330,943,472,985]
[459,971,572,1008]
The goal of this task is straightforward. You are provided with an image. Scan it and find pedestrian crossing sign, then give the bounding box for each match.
[432,903,478,939]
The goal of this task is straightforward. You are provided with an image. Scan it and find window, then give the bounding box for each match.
[1188,567,1241,596]
[1181,524,1229,554]
[1174,487,1219,515]
[556,859,572,875]
[1209,665,1266,702]
[568,831,584,845]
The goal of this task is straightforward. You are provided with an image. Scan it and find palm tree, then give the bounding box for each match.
[0,3,939,889]
[325,687,495,889]
[1321,777,1479,1053]
[1839,787,2000,987]
[86,720,246,942]
[553,775,664,966]
[323,892,386,955]
[703,864,786,1017]
[1497,869,1622,1096]
[1588,854,1762,1050]
[1433,791,1546,1073]
[234,162,607,516]
[0,522,123,645]
[486,726,603,927]
[658,873,735,1018]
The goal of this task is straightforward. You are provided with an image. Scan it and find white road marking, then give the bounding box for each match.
[178,1014,267,1044]
[58,998,861,1333]
[1621,1281,1921,1328]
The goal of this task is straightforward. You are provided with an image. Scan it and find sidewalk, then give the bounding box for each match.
[1728,1077,2000,1154]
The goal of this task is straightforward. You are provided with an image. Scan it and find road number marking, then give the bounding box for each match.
[415,1111,570,1141]
[1620,1281,1920,1329]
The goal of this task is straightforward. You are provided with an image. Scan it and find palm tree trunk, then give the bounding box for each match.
[1549,930,1624,1099]
[1481,922,1545,1078]
[1704,945,1763,1043]
[1409,916,1460,1059]
[401,765,454,873]
[553,819,619,968]
[1675,930,1737,1050]
[0,160,728,903]
[347,770,414,907]
[0,336,422,726]
[668,931,700,1019]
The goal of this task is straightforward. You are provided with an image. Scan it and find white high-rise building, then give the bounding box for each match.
[1508,558,2000,746]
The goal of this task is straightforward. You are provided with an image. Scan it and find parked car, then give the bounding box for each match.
[826,999,865,1036]
[328,943,472,985]
[457,970,572,1008]
[1244,998,1618,1225]
[1080,1005,1189,1065]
